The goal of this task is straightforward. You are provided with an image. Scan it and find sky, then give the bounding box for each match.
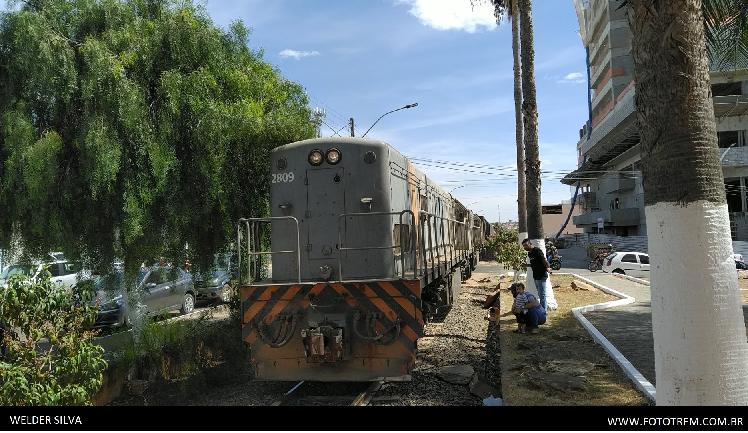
[203,0,589,224]
[2,0,590,225]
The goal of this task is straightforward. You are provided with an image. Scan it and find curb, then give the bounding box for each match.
[557,272,657,402]
[611,272,651,286]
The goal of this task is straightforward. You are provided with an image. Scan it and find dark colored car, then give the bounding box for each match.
[192,253,236,304]
[737,260,747,270]
[91,266,196,328]
[194,269,233,303]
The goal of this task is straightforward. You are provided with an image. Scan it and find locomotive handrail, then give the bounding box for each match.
[237,216,302,284]
[336,210,417,282]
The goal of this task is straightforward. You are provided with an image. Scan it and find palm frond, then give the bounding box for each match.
[470,0,510,24]
[703,0,748,70]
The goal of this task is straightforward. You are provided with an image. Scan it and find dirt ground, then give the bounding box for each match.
[498,274,650,406]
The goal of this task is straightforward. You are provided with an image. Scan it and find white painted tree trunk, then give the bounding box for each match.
[647,201,748,405]
[524,238,558,310]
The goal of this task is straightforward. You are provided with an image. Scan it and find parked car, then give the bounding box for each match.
[0,264,34,288]
[0,260,90,290]
[736,260,748,270]
[601,252,650,278]
[89,266,196,329]
[193,253,236,304]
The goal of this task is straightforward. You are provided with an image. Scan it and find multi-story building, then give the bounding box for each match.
[541,201,584,238]
[566,0,748,240]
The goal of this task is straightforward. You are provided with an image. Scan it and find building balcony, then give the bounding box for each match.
[720,146,748,167]
[573,208,641,227]
[713,95,748,118]
[580,191,597,209]
[601,175,636,194]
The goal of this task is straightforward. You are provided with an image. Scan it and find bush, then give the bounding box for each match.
[118,308,245,383]
[0,271,107,405]
[486,226,527,274]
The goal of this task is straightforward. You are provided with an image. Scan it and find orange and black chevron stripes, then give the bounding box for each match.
[240,279,425,350]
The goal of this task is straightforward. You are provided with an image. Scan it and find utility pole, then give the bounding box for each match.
[497,203,501,224]
[349,118,355,137]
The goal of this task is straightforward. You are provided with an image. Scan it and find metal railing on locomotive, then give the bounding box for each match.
[237,216,302,285]
[418,211,469,280]
[336,210,417,282]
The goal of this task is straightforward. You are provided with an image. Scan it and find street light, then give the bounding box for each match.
[361,103,419,138]
[721,142,738,162]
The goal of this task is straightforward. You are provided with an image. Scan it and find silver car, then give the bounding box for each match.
[91,266,197,328]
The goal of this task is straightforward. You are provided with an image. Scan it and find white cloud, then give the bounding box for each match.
[558,71,586,84]
[396,0,497,33]
[279,49,320,60]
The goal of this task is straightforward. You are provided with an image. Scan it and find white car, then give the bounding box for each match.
[0,260,89,290]
[601,251,650,278]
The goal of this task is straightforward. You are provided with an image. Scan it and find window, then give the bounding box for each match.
[48,264,63,277]
[145,269,168,285]
[638,255,649,264]
[621,254,637,263]
[718,131,740,149]
[62,262,80,275]
[712,82,743,96]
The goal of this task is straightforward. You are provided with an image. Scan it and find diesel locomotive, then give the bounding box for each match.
[237,137,490,381]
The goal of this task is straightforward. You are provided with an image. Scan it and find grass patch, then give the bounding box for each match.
[497,275,650,406]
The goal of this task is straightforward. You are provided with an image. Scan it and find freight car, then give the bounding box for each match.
[237,137,488,382]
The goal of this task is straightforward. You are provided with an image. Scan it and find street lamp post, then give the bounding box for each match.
[721,142,738,162]
[361,103,419,138]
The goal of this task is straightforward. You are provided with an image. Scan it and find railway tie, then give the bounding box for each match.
[350,380,384,406]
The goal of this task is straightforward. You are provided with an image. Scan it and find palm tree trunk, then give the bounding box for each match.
[518,0,542,242]
[511,0,527,244]
[517,0,556,309]
[629,0,748,405]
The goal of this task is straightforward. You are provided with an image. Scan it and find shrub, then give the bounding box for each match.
[0,271,107,405]
[486,226,527,274]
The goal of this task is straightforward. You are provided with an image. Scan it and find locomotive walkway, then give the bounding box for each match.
[577,267,748,389]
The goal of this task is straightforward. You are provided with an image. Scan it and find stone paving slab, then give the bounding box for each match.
[581,274,748,387]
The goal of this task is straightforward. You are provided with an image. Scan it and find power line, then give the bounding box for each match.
[409,156,640,177]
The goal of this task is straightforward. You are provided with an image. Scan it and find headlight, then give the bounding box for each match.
[308,149,324,166]
[326,148,341,165]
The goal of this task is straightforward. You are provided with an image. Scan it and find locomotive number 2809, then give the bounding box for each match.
[272,172,295,184]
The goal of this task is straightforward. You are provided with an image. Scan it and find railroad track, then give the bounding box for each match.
[270,380,384,406]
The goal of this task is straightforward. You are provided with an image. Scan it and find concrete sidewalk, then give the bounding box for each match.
[580,272,748,387]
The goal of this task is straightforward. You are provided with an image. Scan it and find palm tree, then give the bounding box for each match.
[485,0,556,307]
[627,0,748,405]
[509,0,528,243]
[482,1,526,242]
[517,0,543,249]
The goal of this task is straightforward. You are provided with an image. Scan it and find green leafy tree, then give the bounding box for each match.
[0,271,107,405]
[486,225,526,275]
[0,0,316,272]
